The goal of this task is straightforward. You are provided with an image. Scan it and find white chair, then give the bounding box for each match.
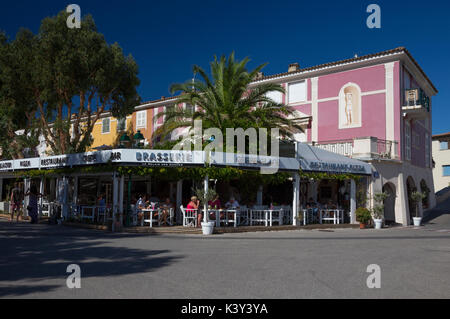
[180,205,197,227]
[143,208,160,227]
[238,206,248,226]
[40,200,50,217]
[223,209,239,227]
[281,205,292,224]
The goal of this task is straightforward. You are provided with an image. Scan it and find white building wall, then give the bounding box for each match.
[371,160,436,226]
[432,140,450,192]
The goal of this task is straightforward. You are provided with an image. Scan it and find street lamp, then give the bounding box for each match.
[133,130,145,149]
[119,133,131,148]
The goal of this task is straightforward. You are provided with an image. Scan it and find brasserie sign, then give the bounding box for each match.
[0,149,205,171]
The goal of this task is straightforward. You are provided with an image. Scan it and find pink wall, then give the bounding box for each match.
[318,65,385,100]
[317,94,386,141]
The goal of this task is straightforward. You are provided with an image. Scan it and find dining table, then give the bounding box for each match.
[141,208,161,227]
[203,208,239,227]
[319,209,345,224]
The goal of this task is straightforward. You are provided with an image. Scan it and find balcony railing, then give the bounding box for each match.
[402,89,430,119]
[311,137,399,160]
[312,139,354,157]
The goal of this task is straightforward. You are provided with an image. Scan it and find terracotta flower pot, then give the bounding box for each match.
[359,222,366,229]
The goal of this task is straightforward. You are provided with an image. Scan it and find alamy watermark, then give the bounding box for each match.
[66,4,81,29]
[366,264,381,288]
[366,4,381,29]
[171,120,281,174]
[66,264,81,289]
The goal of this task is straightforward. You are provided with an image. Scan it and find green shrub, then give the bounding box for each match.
[356,207,371,224]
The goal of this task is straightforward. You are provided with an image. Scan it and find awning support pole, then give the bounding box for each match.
[112,172,118,232]
[38,177,44,217]
[119,174,124,227]
[203,174,208,223]
[293,172,300,226]
[176,180,183,224]
[350,179,356,224]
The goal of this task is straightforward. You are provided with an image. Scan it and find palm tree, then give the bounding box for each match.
[153,52,303,146]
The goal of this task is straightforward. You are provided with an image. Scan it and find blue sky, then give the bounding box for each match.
[1,0,449,134]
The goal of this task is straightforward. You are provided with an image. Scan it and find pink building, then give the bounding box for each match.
[134,47,436,225]
[251,47,437,225]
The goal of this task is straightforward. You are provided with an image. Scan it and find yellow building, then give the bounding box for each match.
[89,115,134,150]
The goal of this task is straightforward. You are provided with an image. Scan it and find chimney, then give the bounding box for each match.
[288,63,300,73]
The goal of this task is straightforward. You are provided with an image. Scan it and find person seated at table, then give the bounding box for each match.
[225,197,240,209]
[326,200,337,209]
[208,194,221,209]
[159,197,173,225]
[187,196,201,227]
[224,197,240,220]
[144,199,160,220]
[97,194,106,218]
[136,194,146,224]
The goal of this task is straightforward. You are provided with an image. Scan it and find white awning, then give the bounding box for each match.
[297,143,372,175]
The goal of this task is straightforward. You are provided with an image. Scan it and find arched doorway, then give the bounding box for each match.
[382,182,396,224]
[420,179,430,210]
[406,176,417,222]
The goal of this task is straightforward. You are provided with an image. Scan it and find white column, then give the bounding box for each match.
[350,179,356,224]
[119,174,124,226]
[38,177,44,216]
[292,172,300,226]
[23,178,31,217]
[257,185,263,205]
[203,174,208,223]
[385,62,395,142]
[311,77,319,143]
[62,176,69,220]
[176,180,183,224]
[396,173,409,226]
[112,172,118,232]
[73,176,78,206]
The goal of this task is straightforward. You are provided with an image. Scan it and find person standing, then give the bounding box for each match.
[24,184,42,224]
[10,183,23,222]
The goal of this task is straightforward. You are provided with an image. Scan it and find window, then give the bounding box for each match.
[443,165,450,177]
[405,121,411,161]
[117,118,126,132]
[102,118,110,134]
[185,103,194,114]
[288,81,306,104]
[266,91,283,104]
[136,111,146,129]
[440,141,449,150]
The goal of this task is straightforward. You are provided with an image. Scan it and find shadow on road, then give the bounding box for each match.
[0,221,182,297]
[423,195,450,225]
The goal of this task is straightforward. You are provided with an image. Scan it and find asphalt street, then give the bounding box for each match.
[0,218,449,299]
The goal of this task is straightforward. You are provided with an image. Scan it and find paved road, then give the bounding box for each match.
[0,219,449,299]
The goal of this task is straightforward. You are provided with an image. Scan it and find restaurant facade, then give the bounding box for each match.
[0,47,438,226]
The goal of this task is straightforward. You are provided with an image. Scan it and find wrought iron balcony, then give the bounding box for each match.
[402,89,430,119]
[311,137,399,161]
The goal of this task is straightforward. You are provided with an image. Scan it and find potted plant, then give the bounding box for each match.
[193,187,217,235]
[410,191,426,226]
[372,192,388,229]
[355,207,371,229]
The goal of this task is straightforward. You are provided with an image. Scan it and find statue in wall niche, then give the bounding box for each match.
[345,92,353,125]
